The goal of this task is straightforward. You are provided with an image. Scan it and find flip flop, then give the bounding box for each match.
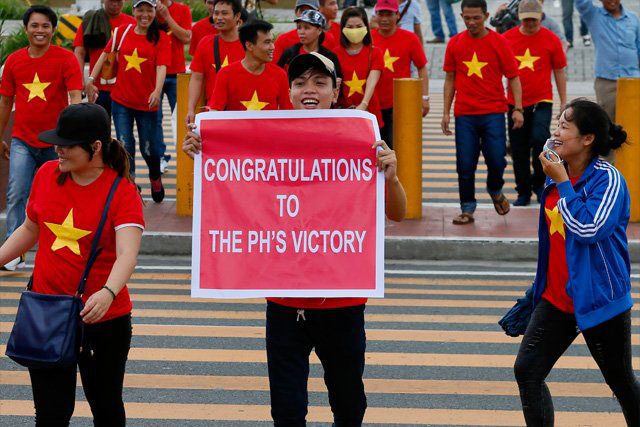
[491,193,511,216]
[452,212,475,225]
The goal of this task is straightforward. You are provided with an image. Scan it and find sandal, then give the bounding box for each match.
[452,212,475,225]
[491,193,511,216]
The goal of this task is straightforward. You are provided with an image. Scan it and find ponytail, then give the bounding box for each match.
[147,18,169,45]
[608,122,627,151]
[103,138,134,183]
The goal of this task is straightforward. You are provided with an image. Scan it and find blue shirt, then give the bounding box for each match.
[576,0,640,80]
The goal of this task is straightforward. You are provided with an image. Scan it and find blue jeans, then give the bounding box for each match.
[156,75,177,160]
[96,90,113,117]
[561,0,588,43]
[112,100,162,180]
[508,103,552,198]
[455,113,507,214]
[426,0,458,39]
[4,138,57,241]
[266,302,367,426]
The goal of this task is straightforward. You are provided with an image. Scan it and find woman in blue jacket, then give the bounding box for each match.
[514,99,639,426]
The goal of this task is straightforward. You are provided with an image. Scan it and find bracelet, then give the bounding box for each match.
[87,76,95,82]
[102,285,116,300]
[422,95,430,101]
[514,107,524,113]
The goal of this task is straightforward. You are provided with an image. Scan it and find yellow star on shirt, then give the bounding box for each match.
[463,52,488,78]
[240,90,269,110]
[383,49,399,72]
[515,48,540,71]
[344,71,366,97]
[22,73,51,102]
[44,209,92,256]
[212,55,230,71]
[124,48,147,73]
[545,206,566,239]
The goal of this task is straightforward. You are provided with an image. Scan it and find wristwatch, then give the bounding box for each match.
[422,95,430,101]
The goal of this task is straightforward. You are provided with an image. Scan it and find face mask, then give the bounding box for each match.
[342,26,368,44]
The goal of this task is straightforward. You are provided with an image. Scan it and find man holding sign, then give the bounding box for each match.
[183,52,406,425]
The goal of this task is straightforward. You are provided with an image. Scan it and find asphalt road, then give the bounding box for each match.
[1,258,638,426]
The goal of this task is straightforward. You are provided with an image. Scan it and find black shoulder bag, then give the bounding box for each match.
[5,176,122,369]
[213,35,222,72]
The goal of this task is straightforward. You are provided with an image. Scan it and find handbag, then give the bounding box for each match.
[5,176,122,369]
[100,24,132,84]
[498,285,534,337]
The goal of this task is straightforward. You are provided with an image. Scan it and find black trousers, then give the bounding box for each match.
[28,314,132,427]
[380,108,394,149]
[507,103,552,198]
[514,299,640,426]
[266,302,367,427]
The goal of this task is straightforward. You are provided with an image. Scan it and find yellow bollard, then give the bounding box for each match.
[176,73,201,216]
[614,77,640,222]
[392,78,423,219]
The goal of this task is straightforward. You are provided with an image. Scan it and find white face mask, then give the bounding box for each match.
[342,26,368,44]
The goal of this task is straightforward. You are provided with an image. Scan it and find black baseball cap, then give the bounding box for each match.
[288,52,337,87]
[39,103,111,146]
[133,0,157,7]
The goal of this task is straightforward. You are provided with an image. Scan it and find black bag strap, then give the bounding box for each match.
[76,176,122,296]
[398,0,412,22]
[26,176,121,294]
[213,35,222,72]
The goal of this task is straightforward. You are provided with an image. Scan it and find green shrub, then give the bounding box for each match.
[0,0,29,21]
[0,27,29,65]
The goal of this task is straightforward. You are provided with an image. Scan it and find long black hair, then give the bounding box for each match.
[147,18,169,45]
[562,98,628,158]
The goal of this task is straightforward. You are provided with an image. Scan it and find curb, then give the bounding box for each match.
[139,232,640,263]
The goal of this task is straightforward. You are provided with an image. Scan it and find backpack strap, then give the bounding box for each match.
[398,0,412,22]
[213,35,222,72]
[116,24,133,52]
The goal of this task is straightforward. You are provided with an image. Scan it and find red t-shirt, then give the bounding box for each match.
[190,34,245,101]
[73,13,137,92]
[371,28,428,109]
[542,178,579,314]
[273,28,337,64]
[0,46,83,148]
[443,29,519,116]
[207,61,293,111]
[105,28,171,111]
[334,44,385,126]
[26,162,145,322]
[189,16,218,55]
[503,26,567,107]
[327,20,341,43]
[158,1,192,74]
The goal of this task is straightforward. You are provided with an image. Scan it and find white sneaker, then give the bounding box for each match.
[583,35,592,46]
[1,255,25,271]
[160,158,169,174]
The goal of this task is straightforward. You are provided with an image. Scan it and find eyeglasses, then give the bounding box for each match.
[543,138,563,163]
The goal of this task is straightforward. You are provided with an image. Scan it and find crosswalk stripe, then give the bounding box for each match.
[0,371,620,398]
[0,400,629,425]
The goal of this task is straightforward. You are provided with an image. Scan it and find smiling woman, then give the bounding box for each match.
[0,103,144,426]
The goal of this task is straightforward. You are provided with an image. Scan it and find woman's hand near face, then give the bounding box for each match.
[539,152,569,184]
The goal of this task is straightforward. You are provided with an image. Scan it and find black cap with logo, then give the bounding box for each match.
[39,103,111,147]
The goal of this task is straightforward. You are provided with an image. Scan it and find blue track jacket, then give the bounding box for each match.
[532,158,632,331]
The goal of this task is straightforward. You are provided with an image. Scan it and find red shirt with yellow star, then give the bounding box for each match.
[371,28,427,110]
[334,44,385,126]
[72,13,137,92]
[443,29,519,116]
[189,17,219,56]
[0,46,83,148]
[503,26,566,107]
[26,162,145,322]
[189,34,245,102]
[158,0,192,74]
[542,178,580,314]
[272,28,337,64]
[104,28,171,111]
[207,61,293,111]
